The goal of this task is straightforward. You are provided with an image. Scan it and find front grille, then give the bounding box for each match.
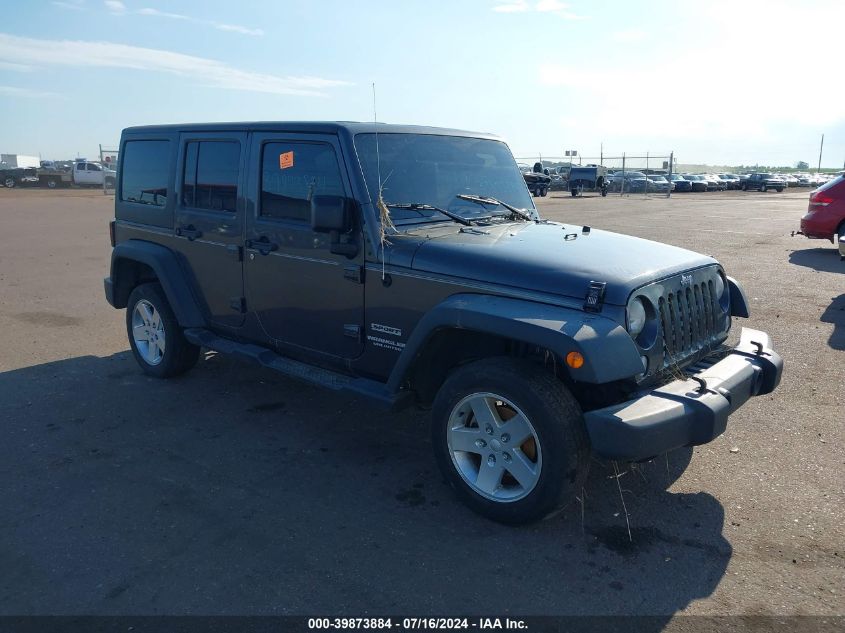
[657,277,723,368]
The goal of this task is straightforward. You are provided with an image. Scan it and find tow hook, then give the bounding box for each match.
[749,340,764,355]
[690,375,711,394]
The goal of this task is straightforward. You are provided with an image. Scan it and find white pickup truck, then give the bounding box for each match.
[72,161,116,188]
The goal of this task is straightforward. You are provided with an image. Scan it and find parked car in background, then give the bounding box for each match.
[703,174,727,191]
[646,174,672,193]
[670,174,693,192]
[776,174,797,188]
[72,160,117,188]
[718,174,741,190]
[682,174,709,192]
[610,171,649,193]
[799,174,845,258]
[742,173,785,192]
[0,166,37,188]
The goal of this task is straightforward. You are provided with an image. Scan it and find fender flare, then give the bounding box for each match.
[386,293,644,392]
[727,276,750,318]
[108,240,206,327]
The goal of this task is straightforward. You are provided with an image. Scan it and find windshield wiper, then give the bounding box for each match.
[456,194,534,222]
[385,202,473,226]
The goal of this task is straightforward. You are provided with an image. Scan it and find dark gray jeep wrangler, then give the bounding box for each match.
[104,122,783,524]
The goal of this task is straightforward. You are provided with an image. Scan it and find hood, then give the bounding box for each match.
[409,221,717,305]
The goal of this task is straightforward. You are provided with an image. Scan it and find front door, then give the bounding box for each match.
[244,132,365,359]
[174,131,246,328]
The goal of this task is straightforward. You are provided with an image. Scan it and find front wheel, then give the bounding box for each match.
[777,187,783,193]
[126,283,200,378]
[46,178,57,189]
[3,177,15,188]
[432,358,590,525]
[540,187,548,197]
[761,184,767,192]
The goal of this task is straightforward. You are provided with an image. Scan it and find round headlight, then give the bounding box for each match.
[714,273,725,300]
[627,297,647,337]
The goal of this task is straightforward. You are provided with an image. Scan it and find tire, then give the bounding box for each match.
[777,187,783,193]
[540,187,548,197]
[570,188,577,197]
[431,358,590,525]
[3,177,16,188]
[601,187,608,197]
[105,177,115,188]
[46,178,57,189]
[761,184,767,192]
[741,184,747,191]
[126,283,200,378]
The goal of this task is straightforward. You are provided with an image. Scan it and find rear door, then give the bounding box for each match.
[243,132,365,359]
[174,131,247,328]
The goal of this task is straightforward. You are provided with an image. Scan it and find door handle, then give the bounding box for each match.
[176,225,203,241]
[246,237,278,255]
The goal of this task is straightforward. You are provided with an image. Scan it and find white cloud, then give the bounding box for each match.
[104,0,126,13]
[0,33,350,97]
[0,61,33,72]
[137,6,263,36]
[0,85,61,98]
[137,8,189,20]
[492,1,585,18]
[52,0,86,10]
[213,23,264,37]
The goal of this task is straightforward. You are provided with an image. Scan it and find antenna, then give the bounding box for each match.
[373,82,382,196]
[372,82,394,280]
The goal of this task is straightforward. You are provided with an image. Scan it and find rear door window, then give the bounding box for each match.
[182,141,240,212]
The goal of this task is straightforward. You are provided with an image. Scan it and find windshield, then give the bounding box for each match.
[648,176,666,182]
[354,133,534,224]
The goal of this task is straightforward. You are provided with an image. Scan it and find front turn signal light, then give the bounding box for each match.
[566,351,584,369]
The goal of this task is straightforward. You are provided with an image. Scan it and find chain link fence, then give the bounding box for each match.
[515,152,676,197]
[99,144,119,195]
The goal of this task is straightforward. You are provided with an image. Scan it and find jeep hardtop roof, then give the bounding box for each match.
[122,121,499,140]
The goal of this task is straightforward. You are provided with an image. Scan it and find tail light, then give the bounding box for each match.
[109,220,116,247]
[809,192,834,207]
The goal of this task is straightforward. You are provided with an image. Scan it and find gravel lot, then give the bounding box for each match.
[0,187,842,619]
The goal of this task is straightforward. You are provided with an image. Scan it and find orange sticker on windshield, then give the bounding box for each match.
[279,151,294,169]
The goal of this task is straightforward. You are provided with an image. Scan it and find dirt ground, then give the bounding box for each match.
[0,187,842,619]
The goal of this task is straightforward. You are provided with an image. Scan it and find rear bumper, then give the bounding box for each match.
[800,211,838,240]
[584,328,783,461]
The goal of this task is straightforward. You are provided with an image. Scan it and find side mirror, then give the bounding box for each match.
[311,195,353,233]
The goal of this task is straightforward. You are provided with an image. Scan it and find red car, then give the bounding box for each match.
[800,174,845,258]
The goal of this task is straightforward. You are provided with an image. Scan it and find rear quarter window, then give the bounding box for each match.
[121,140,171,208]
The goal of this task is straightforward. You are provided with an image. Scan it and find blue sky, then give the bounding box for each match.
[1,0,843,167]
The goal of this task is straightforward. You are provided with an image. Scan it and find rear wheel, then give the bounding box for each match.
[432,358,590,525]
[776,187,783,193]
[3,177,15,188]
[126,283,200,378]
[761,184,767,192]
[46,178,57,189]
[540,187,548,197]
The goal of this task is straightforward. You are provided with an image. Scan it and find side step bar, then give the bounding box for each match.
[184,328,413,411]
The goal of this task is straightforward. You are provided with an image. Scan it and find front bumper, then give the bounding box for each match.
[584,328,783,461]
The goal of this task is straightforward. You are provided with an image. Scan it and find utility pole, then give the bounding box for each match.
[817,134,824,173]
